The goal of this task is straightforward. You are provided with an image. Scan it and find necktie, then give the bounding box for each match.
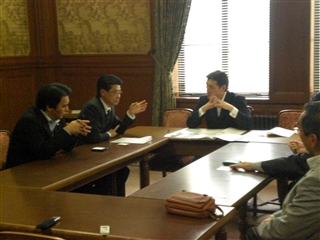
[49,120,57,136]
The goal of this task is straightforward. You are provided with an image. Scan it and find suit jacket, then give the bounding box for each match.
[78,96,135,144]
[6,106,77,169]
[186,92,253,130]
[261,153,312,180]
[252,155,320,239]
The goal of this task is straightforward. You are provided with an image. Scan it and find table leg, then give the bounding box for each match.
[277,178,288,207]
[110,172,117,195]
[238,203,248,240]
[215,227,227,240]
[139,153,151,188]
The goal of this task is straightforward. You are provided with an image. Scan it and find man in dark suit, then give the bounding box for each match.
[6,83,91,169]
[187,70,253,130]
[76,74,147,196]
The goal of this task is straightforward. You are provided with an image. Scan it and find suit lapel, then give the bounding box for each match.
[219,92,230,119]
[35,107,53,137]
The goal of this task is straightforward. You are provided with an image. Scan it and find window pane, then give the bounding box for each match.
[179,0,270,95]
[228,0,269,93]
[183,0,221,93]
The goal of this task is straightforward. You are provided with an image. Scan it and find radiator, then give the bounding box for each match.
[253,115,278,130]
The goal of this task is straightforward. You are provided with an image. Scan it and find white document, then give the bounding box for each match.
[164,128,246,142]
[266,127,294,138]
[110,136,152,144]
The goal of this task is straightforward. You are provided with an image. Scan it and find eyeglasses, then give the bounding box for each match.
[109,90,123,96]
[293,122,300,134]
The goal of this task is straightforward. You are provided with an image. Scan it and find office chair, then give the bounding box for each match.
[278,109,303,130]
[149,108,193,177]
[162,108,193,128]
[0,231,65,240]
[247,105,254,117]
[0,130,10,170]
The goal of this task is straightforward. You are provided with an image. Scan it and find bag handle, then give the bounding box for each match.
[207,205,224,220]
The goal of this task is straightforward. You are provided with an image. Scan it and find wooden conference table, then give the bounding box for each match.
[130,142,293,204]
[129,141,293,239]
[0,186,235,240]
[124,126,230,156]
[0,126,239,239]
[0,137,167,191]
[0,126,296,239]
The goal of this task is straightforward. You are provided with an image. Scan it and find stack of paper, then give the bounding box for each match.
[110,136,152,144]
[266,127,294,137]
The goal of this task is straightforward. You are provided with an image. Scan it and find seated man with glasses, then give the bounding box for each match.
[74,74,147,197]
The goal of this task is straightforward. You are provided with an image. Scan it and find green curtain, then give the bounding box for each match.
[151,0,191,126]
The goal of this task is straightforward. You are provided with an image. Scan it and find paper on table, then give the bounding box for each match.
[266,127,294,138]
[214,128,247,141]
[164,127,246,142]
[110,136,152,144]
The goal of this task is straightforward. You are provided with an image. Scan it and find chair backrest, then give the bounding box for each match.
[0,231,65,240]
[278,109,303,130]
[247,105,254,117]
[162,108,193,128]
[0,130,10,170]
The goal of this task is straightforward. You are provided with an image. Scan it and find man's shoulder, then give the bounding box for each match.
[198,95,208,102]
[227,91,245,98]
[225,91,246,102]
[84,96,99,105]
[80,97,104,116]
[82,97,102,109]
[19,106,42,121]
[12,106,45,131]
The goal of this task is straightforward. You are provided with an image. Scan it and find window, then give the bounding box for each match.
[175,0,270,96]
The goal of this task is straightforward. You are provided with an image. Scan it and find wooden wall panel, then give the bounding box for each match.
[0,71,37,131]
[269,0,311,103]
[56,65,154,127]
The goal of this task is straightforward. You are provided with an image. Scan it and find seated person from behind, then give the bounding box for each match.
[187,70,253,130]
[5,83,91,169]
[76,74,147,196]
[243,102,320,240]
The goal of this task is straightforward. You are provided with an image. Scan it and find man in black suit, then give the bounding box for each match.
[187,70,253,130]
[76,74,147,196]
[6,83,91,169]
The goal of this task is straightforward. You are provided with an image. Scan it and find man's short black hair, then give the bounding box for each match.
[36,83,71,111]
[206,70,229,89]
[302,101,320,140]
[96,74,123,97]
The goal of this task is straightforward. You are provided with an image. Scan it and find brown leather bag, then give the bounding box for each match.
[165,191,224,219]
